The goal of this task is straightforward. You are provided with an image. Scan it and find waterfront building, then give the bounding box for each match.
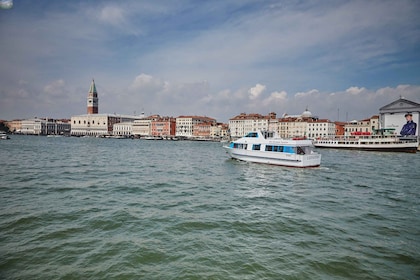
[132,115,160,137]
[278,118,307,138]
[229,109,334,139]
[113,122,133,136]
[334,122,346,136]
[71,80,142,136]
[193,122,213,138]
[379,97,420,136]
[20,118,70,135]
[228,112,275,138]
[210,123,229,139]
[277,109,314,138]
[132,119,151,137]
[71,114,139,136]
[176,116,216,138]
[344,115,379,136]
[151,116,176,137]
[5,119,22,133]
[307,119,336,139]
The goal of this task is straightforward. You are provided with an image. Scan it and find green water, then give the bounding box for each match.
[1,135,419,279]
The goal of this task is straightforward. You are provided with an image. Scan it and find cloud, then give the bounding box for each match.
[44,79,66,97]
[295,89,319,98]
[261,90,288,107]
[0,1,419,121]
[248,84,266,100]
[270,91,287,100]
[129,73,165,92]
[99,5,125,26]
[346,86,366,95]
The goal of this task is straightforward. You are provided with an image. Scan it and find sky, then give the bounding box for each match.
[0,0,419,122]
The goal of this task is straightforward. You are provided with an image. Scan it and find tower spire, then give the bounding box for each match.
[89,79,97,94]
[87,79,98,114]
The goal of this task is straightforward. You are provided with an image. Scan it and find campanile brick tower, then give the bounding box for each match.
[87,79,98,114]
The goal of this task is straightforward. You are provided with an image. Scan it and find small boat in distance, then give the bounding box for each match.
[223,130,321,168]
[313,129,418,153]
[0,131,10,140]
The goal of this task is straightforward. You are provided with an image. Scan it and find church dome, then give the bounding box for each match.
[302,108,312,118]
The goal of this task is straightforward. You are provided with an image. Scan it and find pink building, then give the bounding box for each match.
[151,117,176,136]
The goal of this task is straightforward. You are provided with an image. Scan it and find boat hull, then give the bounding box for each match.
[223,146,321,168]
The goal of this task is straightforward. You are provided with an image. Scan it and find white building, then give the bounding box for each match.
[307,119,336,138]
[379,97,420,136]
[278,118,308,138]
[21,118,43,135]
[228,113,275,138]
[21,118,70,135]
[132,119,152,136]
[71,114,140,136]
[176,116,216,137]
[113,122,133,136]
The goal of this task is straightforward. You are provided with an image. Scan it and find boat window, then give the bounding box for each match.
[233,143,247,149]
[283,146,295,153]
[253,144,261,150]
[297,146,305,155]
[245,132,258,138]
[266,145,287,152]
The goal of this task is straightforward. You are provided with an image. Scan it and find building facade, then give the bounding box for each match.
[71,114,139,136]
[151,117,176,137]
[210,123,229,139]
[306,119,336,138]
[379,97,420,136]
[176,116,216,137]
[20,118,70,135]
[228,113,276,138]
[344,115,379,136]
[6,119,22,133]
[113,122,133,136]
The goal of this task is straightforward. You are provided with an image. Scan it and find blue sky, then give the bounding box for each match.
[0,0,419,122]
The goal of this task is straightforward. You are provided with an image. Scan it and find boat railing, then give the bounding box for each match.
[317,134,402,140]
[316,134,418,144]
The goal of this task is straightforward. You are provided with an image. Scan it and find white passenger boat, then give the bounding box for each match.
[223,131,321,167]
[313,134,418,153]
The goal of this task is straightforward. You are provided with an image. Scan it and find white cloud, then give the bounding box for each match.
[270,91,288,100]
[346,86,366,95]
[44,79,66,96]
[248,83,266,100]
[295,89,319,98]
[129,74,165,92]
[262,90,288,107]
[99,5,125,26]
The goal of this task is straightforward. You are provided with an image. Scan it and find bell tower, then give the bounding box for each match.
[87,79,98,114]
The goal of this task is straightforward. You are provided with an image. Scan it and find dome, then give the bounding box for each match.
[302,108,312,118]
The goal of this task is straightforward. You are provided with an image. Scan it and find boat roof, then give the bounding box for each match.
[235,130,313,146]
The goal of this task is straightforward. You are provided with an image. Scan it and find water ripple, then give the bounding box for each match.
[0,136,419,279]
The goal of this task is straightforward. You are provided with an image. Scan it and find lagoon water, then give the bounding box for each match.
[0,135,419,279]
